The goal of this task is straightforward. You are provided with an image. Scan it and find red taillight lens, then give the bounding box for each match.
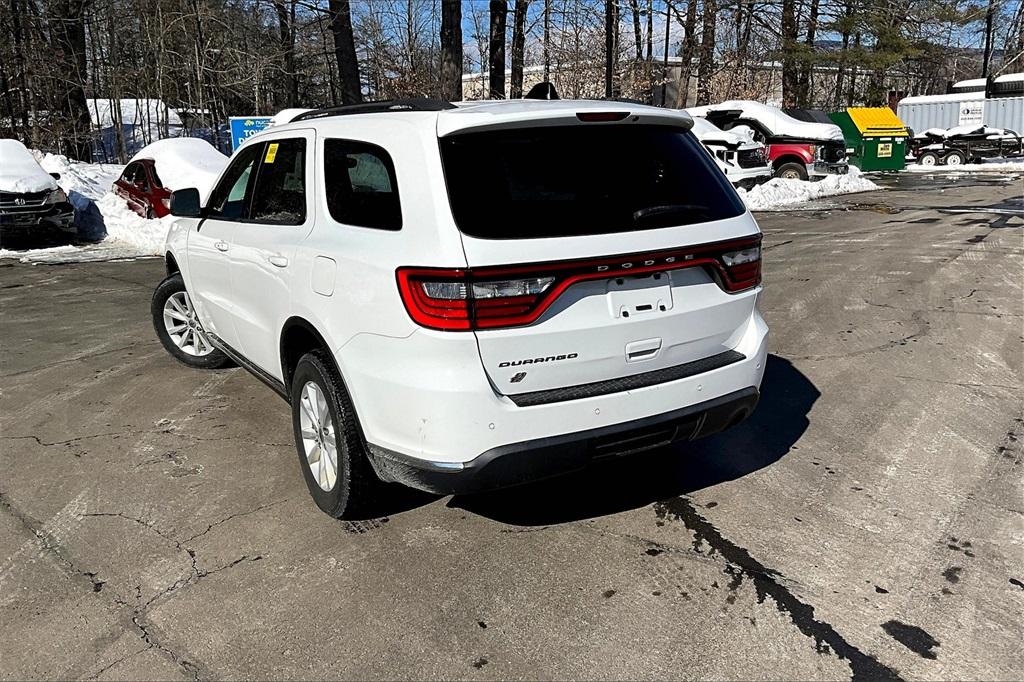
[397,236,761,331]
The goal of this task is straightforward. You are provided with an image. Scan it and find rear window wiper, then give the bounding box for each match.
[632,204,712,224]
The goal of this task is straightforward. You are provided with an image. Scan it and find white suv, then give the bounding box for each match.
[151,98,769,518]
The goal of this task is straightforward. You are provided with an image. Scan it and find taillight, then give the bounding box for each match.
[397,236,761,331]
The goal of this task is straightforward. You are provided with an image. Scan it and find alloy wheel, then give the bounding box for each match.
[298,381,339,491]
[162,291,214,357]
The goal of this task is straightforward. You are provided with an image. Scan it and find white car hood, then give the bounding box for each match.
[689,100,845,143]
[0,139,58,193]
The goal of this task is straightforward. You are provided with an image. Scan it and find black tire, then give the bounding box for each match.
[146,206,156,220]
[942,150,966,166]
[151,273,231,369]
[917,151,940,166]
[775,162,808,181]
[290,350,383,518]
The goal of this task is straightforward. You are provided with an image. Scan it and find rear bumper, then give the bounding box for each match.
[341,305,768,469]
[368,387,759,494]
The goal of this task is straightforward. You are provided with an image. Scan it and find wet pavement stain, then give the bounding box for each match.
[882,620,940,660]
[653,496,901,681]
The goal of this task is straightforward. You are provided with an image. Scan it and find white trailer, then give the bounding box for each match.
[897,74,1024,134]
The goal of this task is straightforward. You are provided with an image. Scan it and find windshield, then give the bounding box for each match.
[439,125,745,239]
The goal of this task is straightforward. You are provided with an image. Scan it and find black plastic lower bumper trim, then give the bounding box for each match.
[368,387,759,495]
[507,350,746,407]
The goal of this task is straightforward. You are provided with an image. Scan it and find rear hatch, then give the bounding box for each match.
[408,117,762,402]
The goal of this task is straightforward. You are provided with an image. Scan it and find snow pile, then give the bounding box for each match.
[37,152,122,240]
[0,139,58,193]
[94,192,173,255]
[738,167,880,210]
[129,138,227,201]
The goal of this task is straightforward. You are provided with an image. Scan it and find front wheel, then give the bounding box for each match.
[775,162,808,181]
[151,274,231,369]
[917,151,940,166]
[290,351,383,518]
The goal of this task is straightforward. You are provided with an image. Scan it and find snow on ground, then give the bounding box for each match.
[93,192,173,255]
[738,167,881,211]
[1,152,170,263]
[37,152,122,240]
[904,159,1024,173]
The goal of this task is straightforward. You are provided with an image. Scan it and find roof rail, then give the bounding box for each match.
[291,98,456,122]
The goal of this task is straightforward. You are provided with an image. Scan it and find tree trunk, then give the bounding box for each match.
[440,0,463,100]
[630,0,643,60]
[510,0,528,98]
[328,0,361,104]
[489,0,507,98]
[780,0,798,107]
[982,0,996,77]
[52,0,91,160]
[543,0,551,81]
[605,0,618,97]
[834,0,854,108]
[797,0,819,106]
[675,0,697,107]
[696,0,716,105]
[645,0,654,62]
[272,0,298,108]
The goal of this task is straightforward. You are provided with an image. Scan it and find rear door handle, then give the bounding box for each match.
[268,255,289,268]
[214,241,229,252]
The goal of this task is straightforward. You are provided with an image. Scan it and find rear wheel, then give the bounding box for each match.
[943,150,966,166]
[151,274,231,369]
[917,151,940,166]
[775,162,808,181]
[290,350,383,518]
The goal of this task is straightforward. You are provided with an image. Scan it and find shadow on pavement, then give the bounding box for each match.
[449,354,819,526]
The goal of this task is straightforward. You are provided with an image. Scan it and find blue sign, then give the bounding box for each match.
[229,116,273,151]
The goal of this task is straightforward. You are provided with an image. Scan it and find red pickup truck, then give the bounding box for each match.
[691,101,849,181]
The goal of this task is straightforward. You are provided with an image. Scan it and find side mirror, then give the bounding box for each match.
[49,172,61,180]
[170,188,202,218]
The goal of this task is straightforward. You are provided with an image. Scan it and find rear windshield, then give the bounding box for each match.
[440,125,745,239]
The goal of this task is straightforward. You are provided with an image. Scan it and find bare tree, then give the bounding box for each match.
[440,0,463,100]
[489,0,507,97]
[510,0,528,97]
[696,0,715,105]
[328,0,361,104]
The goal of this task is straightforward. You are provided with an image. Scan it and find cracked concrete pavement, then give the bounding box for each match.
[0,171,1021,680]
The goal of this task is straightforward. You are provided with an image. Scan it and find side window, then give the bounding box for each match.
[121,162,139,185]
[148,164,163,189]
[249,138,307,225]
[324,139,401,231]
[207,144,263,221]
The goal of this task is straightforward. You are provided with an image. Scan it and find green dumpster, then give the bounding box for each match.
[829,107,909,171]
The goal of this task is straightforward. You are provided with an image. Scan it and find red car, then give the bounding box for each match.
[112,159,172,219]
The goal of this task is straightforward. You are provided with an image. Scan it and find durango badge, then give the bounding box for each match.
[499,353,578,368]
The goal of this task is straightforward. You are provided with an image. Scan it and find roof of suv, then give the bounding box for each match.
[247,99,693,143]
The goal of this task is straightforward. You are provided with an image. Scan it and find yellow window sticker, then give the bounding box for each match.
[877,143,892,158]
[265,143,279,163]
